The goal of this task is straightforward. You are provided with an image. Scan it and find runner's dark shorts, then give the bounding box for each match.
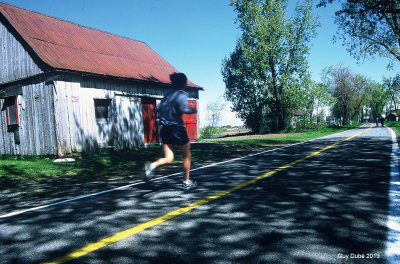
[160,125,189,145]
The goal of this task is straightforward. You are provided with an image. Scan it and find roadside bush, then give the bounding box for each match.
[200,126,228,139]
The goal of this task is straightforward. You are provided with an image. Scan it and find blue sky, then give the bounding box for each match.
[3,0,400,126]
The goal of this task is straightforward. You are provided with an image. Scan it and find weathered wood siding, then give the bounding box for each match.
[0,81,57,155]
[0,22,43,85]
[113,95,144,149]
[0,97,19,155]
[53,75,143,154]
[53,74,199,154]
[0,18,202,155]
[20,82,57,155]
[1,71,200,155]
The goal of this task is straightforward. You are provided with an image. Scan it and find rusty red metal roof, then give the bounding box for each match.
[0,2,201,89]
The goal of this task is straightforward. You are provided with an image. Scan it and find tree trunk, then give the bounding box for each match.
[269,56,285,131]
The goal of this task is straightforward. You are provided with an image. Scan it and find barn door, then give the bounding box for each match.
[94,99,112,147]
[112,96,144,149]
[183,100,197,141]
[142,98,158,144]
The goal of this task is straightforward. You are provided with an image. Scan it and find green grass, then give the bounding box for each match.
[386,121,400,137]
[0,155,66,182]
[0,146,163,187]
[199,127,229,139]
[206,124,362,148]
[0,124,362,187]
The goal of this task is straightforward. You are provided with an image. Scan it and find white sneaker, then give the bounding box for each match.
[144,162,153,180]
[182,180,197,189]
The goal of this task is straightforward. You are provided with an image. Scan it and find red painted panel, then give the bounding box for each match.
[0,2,202,89]
[142,98,158,144]
[5,96,19,126]
[183,100,197,141]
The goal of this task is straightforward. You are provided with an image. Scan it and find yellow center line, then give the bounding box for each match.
[43,125,372,264]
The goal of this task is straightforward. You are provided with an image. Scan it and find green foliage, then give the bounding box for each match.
[200,127,228,139]
[302,80,333,127]
[383,74,400,110]
[323,65,370,125]
[222,43,267,133]
[366,82,389,118]
[222,0,320,133]
[318,0,400,66]
[200,126,214,139]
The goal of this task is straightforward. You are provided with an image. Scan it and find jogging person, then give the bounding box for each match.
[145,72,197,189]
[380,115,385,127]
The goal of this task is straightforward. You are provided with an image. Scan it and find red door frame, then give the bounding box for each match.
[183,100,197,141]
[142,98,158,144]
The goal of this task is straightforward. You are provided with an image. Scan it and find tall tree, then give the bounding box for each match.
[222,44,267,133]
[366,82,389,119]
[222,0,319,132]
[325,65,366,124]
[318,0,400,65]
[305,81,333,126]
[383,74,400,110]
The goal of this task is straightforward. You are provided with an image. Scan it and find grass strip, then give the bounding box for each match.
[0,124,361,186]
[386,121,400,137]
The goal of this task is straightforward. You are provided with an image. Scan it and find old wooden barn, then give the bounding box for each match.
[0,2,202,156]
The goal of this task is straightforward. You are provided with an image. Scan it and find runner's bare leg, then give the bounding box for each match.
[178,142,191,182]
[152,144,174,168]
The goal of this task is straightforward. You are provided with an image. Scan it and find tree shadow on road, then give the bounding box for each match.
[0,133,391,264]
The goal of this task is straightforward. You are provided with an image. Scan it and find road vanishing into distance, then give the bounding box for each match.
[1,124,400,264]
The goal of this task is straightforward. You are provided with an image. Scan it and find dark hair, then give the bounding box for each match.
[170,72,187,89]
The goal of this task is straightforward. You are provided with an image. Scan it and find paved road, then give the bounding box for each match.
[1,125,398,264]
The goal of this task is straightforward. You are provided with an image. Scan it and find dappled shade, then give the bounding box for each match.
[0,127,392,263]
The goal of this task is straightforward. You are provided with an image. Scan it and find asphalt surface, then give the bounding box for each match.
[0,125,397,264]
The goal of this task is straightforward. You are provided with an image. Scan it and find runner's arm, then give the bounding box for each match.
[177,92,196,114]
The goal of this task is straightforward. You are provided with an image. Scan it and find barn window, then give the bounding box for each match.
[5,96,19,126]
[94,99,111,120]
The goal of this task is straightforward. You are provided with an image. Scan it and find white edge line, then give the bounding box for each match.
[0,126,360,219]
[386,127,400,263]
